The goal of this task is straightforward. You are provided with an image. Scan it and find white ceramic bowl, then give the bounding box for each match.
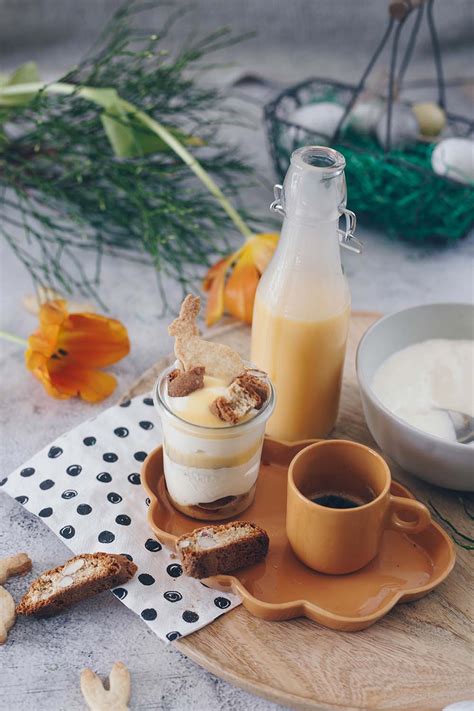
[356,303,474,491]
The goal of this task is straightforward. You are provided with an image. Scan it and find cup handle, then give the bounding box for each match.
[387,495,431,534]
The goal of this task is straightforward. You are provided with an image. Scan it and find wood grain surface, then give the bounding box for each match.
[123,313,473,711]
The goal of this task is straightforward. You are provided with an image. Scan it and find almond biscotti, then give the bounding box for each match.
[176,522,269,578]
[16,553,137,617]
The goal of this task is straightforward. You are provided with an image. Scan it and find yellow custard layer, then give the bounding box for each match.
[167,374,230,427]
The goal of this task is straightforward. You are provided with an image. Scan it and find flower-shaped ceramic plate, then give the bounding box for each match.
[141,438,455,631]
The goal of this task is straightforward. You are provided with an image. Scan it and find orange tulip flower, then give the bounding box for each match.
[25,300,130,402]
[203,233,279,326]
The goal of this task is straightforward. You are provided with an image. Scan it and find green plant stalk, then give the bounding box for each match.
[0,81,254,240]
[0,331,28,347]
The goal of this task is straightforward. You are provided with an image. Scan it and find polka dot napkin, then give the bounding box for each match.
[0,394,241,641]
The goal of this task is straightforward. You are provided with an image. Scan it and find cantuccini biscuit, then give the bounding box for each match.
[17,553,137,617]
[176,522,269,578]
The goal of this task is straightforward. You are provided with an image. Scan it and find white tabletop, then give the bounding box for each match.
[1,2,473,707]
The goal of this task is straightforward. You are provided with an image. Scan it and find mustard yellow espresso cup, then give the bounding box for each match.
[287,439,431,574]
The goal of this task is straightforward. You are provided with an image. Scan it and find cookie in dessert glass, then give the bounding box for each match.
[154,295,275,521]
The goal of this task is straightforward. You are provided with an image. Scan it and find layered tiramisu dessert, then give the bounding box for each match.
[154,295,274,520]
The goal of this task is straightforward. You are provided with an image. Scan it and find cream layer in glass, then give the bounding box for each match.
[154,363,275,520]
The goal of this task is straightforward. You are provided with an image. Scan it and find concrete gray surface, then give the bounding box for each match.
[1,1,473,709]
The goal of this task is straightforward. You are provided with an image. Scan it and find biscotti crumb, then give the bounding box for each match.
[210,372,270,424]
[168,366,205,397]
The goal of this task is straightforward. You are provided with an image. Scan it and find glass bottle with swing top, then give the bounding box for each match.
[251,145,361,441]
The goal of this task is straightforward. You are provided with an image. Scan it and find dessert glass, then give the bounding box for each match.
[154,363,275,521]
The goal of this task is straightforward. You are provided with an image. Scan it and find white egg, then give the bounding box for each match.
[431,138,474,185]
[347,98,385,135]
[289,102,345,143]
[375,103,419,149]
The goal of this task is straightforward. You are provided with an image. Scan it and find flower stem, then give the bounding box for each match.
[0,330,27,347]
[121,100,254,239]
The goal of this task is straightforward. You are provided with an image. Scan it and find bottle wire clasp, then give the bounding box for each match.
[270,184,363,254]
[270,184,285,216]
[338,208,363,254]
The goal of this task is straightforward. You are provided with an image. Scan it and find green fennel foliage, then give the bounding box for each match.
[0,1,258,309]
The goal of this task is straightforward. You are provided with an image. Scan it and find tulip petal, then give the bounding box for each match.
[224,248,260,324]
[58,313,130,367]
[249,233,279,274]
[49,365,118,403]
[203,256,232,327]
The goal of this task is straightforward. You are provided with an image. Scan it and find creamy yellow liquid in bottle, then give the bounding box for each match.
[252,298,349,440]
[251,146,354,441]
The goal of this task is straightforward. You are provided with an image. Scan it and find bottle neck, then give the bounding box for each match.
[275,215,343,275]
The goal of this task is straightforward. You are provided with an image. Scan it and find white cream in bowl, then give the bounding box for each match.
[371,339,474,443]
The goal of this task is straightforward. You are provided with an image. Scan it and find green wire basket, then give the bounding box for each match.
[264,1,474,245]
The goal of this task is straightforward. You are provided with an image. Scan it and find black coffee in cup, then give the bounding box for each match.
[310,487,375,509]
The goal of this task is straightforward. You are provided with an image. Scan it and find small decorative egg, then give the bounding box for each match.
[412,102,446,137]
[289,102,345,143]
[431,138,474,185]
[375,103,419,149]
[347,98,385,135]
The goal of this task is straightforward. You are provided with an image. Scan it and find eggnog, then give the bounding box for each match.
[251,146,355,440]
[252,297,349,440]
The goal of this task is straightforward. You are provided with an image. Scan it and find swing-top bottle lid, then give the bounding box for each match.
[280,146,347,223]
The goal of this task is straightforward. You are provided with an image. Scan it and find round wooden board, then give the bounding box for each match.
[122,313,473,711]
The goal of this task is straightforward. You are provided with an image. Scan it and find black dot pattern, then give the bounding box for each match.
[4,393,238,641]
[164,591,182,603]
[113,588,128,600]
[77,504,92,515]
[107,492,122,504]
[66,464,82,477]
[114,427,129,438]
[214,597,231,609]
[166,564,183,578]
[96,472,112,483]
[98,530,115,544]
[141,608,157,621]
[139,421,154,430]
[138,573,155,586]
[182,610,199,623]
[60,525,75,539]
